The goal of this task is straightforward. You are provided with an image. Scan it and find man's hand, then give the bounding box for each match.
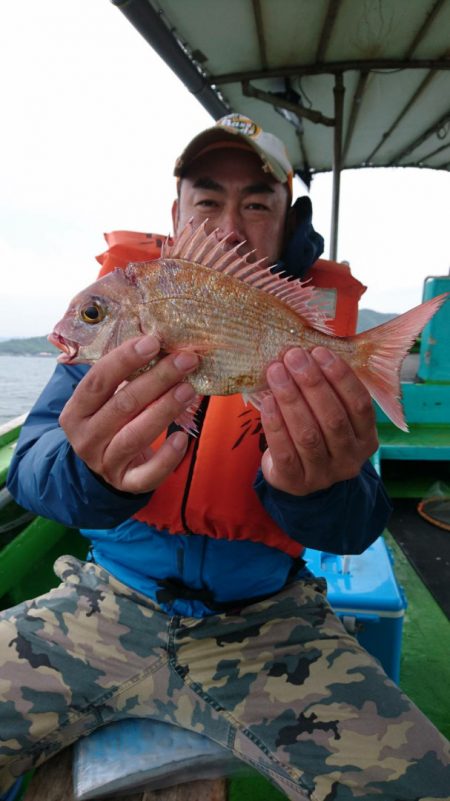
[59,335,199,494]
[260,347,378,496]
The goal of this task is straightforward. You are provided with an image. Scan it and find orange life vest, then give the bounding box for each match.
[302,259,366,337]
[96,231,366,557]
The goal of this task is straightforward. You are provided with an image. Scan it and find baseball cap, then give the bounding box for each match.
[174,114,294,196]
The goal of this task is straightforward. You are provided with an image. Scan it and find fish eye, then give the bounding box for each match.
[80,302,106,324]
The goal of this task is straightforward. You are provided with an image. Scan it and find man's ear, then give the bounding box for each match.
[171,199,179,233]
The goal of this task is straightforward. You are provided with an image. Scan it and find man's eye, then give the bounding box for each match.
[246,202,269,211]
[196,198,218,207]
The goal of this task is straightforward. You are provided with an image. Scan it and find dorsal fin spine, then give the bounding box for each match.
[212,245,244,272]
[183,225,209,260]
[170,224,193,256]
[225,250,257,275]
[203,238,228,268]
[234,261,264,280]
[190,238,216,264]
[163,220,333,334]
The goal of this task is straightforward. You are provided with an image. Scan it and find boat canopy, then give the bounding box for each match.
[113,0,450,255]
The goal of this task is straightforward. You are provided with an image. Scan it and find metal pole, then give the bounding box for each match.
[111,0,229,119]
[330,73,345,260]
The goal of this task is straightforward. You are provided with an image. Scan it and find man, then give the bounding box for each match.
[3,115,449,800]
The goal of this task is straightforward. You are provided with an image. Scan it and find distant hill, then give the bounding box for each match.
[0,336,58,356]
[357,308,397,333]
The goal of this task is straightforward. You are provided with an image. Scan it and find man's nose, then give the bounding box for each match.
[214,209,246,246]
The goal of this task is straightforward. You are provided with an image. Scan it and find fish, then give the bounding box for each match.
[49,221,448,432]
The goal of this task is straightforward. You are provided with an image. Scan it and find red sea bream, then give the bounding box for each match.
[49,222,448,432]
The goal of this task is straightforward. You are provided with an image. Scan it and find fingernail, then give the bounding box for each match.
[170,431,188,452]
[312,347,336,368]
[134,335,160,356]
[174,382,196,403]
[173,352,198,372]
[268,362,290,387]
[284,348,309,373]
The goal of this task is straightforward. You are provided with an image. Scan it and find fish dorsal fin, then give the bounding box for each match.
[165,220,332,333]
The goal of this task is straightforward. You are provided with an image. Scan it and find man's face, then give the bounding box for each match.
[172,147,290,264]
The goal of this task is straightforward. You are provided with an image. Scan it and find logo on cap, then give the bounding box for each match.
[218,114,261,138]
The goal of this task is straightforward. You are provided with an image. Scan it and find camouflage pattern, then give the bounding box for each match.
[0,555,449,799]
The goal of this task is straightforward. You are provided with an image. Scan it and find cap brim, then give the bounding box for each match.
[174,128,289,185]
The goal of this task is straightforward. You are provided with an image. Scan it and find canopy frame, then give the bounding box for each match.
[113,0,450,258]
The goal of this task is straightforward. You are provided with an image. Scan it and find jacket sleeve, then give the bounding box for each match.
[253,461,392,554]
[7,363,152,528]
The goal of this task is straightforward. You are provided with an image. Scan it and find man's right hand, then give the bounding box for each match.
[59,335,199,495]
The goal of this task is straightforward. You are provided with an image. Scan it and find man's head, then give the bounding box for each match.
[172,114,294,264]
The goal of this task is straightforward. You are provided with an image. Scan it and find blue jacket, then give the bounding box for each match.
[7,364,392,617]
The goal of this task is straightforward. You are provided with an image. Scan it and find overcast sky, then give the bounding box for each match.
[1,1,449,338]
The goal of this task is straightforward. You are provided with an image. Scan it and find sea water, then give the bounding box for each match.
[0,355,57,426]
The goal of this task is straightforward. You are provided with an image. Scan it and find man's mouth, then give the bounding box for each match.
[48,332,79,363]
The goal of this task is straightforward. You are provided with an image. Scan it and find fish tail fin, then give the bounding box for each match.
[354,293,449,431]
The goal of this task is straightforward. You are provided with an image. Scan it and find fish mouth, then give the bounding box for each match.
[48,332,79,363]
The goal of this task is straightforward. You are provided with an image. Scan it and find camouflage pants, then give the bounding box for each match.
[0,556,449,800]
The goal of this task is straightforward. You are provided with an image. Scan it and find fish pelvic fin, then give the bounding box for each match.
[242,389,272,410]
[166,220,333,334]
[354,292,449,431]
[173,394,203,437]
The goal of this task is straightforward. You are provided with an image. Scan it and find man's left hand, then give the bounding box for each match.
[260,347,379,496]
